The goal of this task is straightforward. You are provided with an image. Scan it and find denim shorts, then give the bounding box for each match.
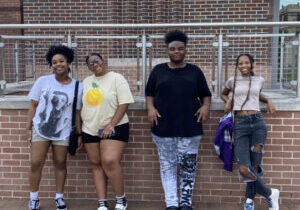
[31,127,69,146]
[233,112,267,169]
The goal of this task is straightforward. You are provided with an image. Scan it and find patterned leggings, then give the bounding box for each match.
[152,133,202,207]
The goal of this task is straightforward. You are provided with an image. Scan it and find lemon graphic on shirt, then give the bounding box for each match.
[86,82,103,107]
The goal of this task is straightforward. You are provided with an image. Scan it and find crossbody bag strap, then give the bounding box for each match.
[71,81,79,129]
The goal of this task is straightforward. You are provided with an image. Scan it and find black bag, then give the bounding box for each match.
[69,81,79,156]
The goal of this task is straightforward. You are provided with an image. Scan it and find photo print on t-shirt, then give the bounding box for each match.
[38,90,70,138]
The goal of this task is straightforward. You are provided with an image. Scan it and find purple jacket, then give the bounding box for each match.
[214,113,234,172]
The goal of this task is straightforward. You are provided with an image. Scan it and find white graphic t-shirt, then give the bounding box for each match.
[28,74,83,141]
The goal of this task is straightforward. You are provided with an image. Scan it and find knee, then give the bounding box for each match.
[90,159,103,171]
[30,160,44,172]
[239,165,251,177]
[101,157,119,171]
[252,144,264,153]
[53,159,67,170]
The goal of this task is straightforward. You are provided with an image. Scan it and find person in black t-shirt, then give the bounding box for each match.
[145,30,211,210]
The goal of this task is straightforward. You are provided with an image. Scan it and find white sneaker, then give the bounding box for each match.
[97,206,109,210]
[114,203,128,210]
[28,199,40,210]
[266,189,280,210]
[97,200,109,210]
[244,198,254,210]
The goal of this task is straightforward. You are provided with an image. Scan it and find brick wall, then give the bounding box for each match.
[1,109,300,205]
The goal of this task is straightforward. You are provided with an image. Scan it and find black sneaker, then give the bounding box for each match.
[55,198,67,210]
[28,199,40,210]
[114,196,127,210]
[180,205,193,210]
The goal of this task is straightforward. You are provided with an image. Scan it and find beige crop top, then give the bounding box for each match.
[225,76,264,111]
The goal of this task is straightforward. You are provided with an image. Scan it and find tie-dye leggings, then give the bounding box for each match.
[152,133,202,208]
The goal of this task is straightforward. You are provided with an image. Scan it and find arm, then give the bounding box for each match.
[259,92,276,114]
[195,96,211,122]
[146,96,161,126]
[221,87,232,113]
[101,103,129,139]
[26,100,38,147]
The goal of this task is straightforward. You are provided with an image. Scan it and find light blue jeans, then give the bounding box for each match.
[152,133,202,208]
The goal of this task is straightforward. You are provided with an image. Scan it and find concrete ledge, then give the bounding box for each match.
[1,94,300,111]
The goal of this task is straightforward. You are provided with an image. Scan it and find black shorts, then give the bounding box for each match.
[82,123,129,144]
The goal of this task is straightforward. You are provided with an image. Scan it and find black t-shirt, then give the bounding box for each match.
[145,63,212,137]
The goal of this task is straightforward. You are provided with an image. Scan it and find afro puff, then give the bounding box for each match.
[165,30,188,46]
[46,45,74,67]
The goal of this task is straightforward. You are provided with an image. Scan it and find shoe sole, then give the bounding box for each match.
[274,190,280,210]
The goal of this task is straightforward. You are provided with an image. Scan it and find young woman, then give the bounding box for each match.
[146,30,212,210]
[81,53,134,210]
[221,54,279,210]
[27,45,83,210]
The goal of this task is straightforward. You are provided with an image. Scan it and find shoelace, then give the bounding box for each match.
[56,198,66,207]
[266,198,273,208]
[29,200,39,209]
[116,197,126,206]
[98,200,108,207]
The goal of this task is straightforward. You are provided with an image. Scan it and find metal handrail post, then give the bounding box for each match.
[67,33,73,76]
[142,31,147,97]
[218,34,223,97]
[279,37,284,89]
[32,42,36,81]
[136,36,140,92]
[297,33,300,97]
[74,37,79,80]
[14,42,19,82]
[0,42,5,81]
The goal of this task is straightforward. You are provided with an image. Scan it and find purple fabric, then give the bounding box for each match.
[214,116,234,172]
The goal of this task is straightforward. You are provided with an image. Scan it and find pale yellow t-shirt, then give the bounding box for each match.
[81,71,134,136]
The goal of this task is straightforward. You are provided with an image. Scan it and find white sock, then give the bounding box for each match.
[116,194,126,199]
[30,191,39,200]
[55,193,64,200]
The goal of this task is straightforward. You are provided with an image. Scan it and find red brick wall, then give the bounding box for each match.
[1,109,300,205]
[0,0,22,35]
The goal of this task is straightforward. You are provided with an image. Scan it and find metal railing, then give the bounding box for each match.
[0,21,300,97]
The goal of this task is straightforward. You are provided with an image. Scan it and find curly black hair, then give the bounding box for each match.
[165,30,188,46]
[46,45,74,67]
[85,52,103,65]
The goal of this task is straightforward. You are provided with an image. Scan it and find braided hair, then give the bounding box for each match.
[231,54,255,110]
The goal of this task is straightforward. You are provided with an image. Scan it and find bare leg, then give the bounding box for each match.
[29,141,51,192]
[84,143,107,200]
[52,145,68,193]
[100,140,127,197]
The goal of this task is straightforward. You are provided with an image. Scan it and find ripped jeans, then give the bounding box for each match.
[234,112,271,199]
[152,133,202,208]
